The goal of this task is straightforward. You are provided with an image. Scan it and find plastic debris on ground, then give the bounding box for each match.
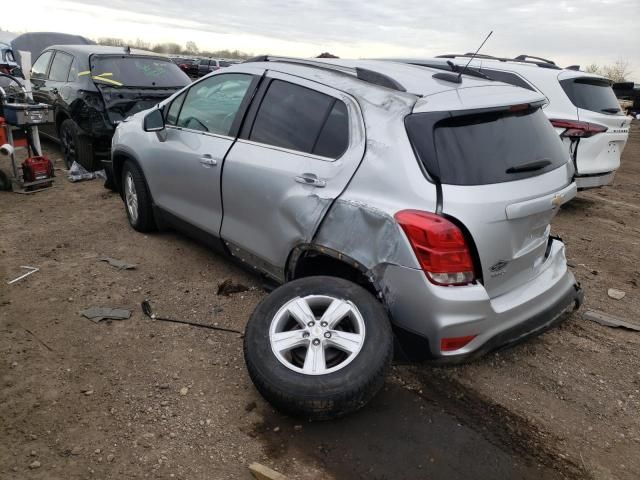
[81,307,131,323]
[67,161,106,183]
[583,309,640,332]
[99,257,137,270]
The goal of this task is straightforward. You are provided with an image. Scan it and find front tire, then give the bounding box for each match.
[59,119,95,170]
[122,160,155,232]
[244,276,393,420]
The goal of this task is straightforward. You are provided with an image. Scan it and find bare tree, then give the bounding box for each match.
[583,60,632,82]
[185,41,199,55]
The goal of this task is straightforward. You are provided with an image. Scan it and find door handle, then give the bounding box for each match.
[199,155,218,167]
[295,173,326,188]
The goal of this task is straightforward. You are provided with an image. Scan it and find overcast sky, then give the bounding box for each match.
[4,0,640,80]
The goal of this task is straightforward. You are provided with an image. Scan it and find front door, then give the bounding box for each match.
[220,72,365,281]
[143,72,259,235]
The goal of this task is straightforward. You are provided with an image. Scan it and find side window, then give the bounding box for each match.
[176,74,253,135]
[48,52,74,82]
[31,51,53,80]
[67,58,79,82]
[482,69,535,91]
[313,101,349,158]
[165,90,187,126]
[250,80,349,158]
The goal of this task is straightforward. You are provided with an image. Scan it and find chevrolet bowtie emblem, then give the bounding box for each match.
[551,194,564,207]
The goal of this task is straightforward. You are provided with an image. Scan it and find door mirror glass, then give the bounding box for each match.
[144,108,165,132]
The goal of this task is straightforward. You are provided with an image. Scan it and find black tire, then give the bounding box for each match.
[59,119,95,170]
[244,276,393,420]
[121,160,156,232]
[0,169,11,191]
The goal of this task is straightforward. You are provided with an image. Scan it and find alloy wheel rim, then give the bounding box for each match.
[124,172,139,223]
[269,295,366,375]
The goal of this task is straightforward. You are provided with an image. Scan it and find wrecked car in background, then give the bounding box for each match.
[29,45,190,186]
[110,57,583,419]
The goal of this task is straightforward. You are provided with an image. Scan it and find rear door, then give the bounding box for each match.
[143,71,260,235]
[220,71,365,281]
[406,103,575,298]
[558,74,631,175]
[39,50,74,138]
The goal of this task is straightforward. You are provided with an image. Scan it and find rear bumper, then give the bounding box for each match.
[575,171,616,189]
[380,238,582,362]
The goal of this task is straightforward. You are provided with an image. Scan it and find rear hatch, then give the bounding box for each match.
[90,54,190,124]
[557,73,631,175]
[407,86,575,298]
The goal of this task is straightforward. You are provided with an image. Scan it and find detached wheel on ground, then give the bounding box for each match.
[59,119,95,170]
[121,160,155,232]
[244,276,393,420]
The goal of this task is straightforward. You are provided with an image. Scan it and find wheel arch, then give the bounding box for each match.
[286,245,382,300]
[112,149,141,194]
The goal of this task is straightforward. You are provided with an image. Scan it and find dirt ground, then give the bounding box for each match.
[1,123,639,480]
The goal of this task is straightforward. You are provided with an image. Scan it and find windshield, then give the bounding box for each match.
[560,77,621,114]
[406,107,568,185]
[90,55,190,88]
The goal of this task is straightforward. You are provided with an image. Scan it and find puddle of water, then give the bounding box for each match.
[255,383,559,480]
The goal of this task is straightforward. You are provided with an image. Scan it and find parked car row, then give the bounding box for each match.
[170,56,240,78]
[23,47,631,419]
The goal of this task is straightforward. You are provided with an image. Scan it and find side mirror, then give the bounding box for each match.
[143,108,165,132]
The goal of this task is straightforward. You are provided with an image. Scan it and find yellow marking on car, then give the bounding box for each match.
[92,75,123,86]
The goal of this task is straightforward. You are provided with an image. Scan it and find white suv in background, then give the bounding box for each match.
[399,54,632,189]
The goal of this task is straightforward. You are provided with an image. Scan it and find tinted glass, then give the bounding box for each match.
[49,52,74,82]
[177,73,253,135]
[165,91,186,126]
[560,77,621,113]
[219,61,231,67]
[91,56,190,87]
[482,69,535,91]
[67,58,79,82]
[313,101,349,158]
[250,80,335,154]
[406,108,567,185]
[31,51,53,79]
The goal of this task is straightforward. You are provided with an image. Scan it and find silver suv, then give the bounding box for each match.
[111,57,583,419]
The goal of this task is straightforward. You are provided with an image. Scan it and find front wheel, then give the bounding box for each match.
[121,160,155,232]
[243,276,393,420]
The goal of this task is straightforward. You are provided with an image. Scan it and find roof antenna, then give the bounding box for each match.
[432,31,493,84]
[457,30,493,81]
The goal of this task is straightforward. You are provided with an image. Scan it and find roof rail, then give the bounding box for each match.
[514,55,555,65]
[566,65,581,71]
[437,53,507,62]
[436,53,561,70]
[243,55,407,93]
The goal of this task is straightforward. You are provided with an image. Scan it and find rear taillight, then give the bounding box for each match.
[395,210,476,286]
[550,119,607,138]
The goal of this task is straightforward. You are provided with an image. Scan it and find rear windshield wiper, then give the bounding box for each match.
[600,107,620,114]
[506,159,551,174]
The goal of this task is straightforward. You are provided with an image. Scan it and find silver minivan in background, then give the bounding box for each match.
[110,57,583,419]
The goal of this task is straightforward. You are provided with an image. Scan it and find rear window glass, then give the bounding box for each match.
[560,77,621,114]
[91,56,190,88]
[250,80,349,158]
[406,108,567,185]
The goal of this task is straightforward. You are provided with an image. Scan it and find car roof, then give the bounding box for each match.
[46,44,166,58]
[243,58,528,99]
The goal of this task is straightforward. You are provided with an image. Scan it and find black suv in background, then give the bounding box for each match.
[30,45,190,183]
[188,58,235,77]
